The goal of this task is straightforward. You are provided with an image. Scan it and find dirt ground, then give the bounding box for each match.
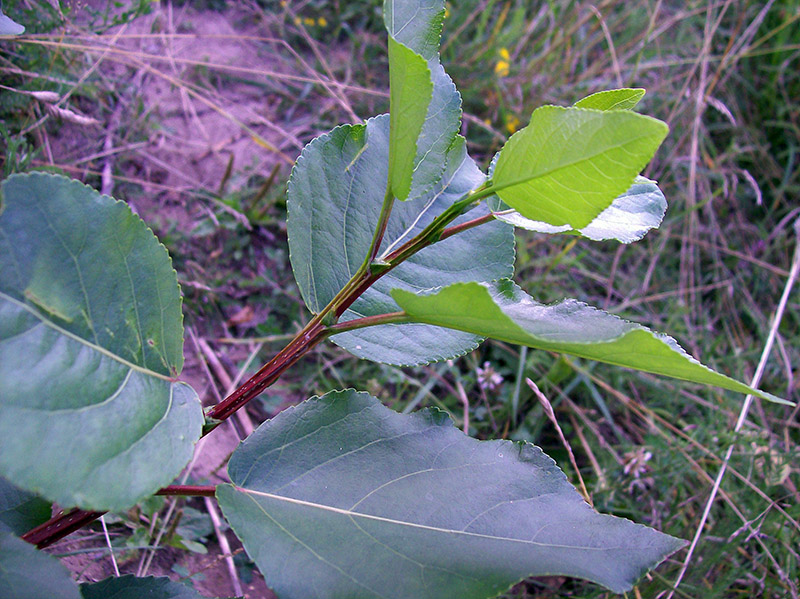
[45,2,358,597]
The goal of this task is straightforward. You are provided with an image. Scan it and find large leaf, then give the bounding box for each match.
[393,280,785,403]
[287,116,514,366]
[0,531,82,599]
[80,575,212,599]
[574,88,645,111]
[0,476,51,536]
[490,176,667,243]
[385,0,461,201]
[218,390,684,599]
[0,173,203,511]
[490,105,668,229]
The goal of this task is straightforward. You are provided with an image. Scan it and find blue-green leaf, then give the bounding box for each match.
[218,390,685,599]
[288,116,514,366]
[0,531,81,599]
[0,173,203,511]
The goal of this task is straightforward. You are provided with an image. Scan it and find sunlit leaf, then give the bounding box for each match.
[0,173,203,511]
[491,106,668,229]
[574,88,645,110]
[393,280,786,403]
[385,0,461,200]
[387,38,432,201]
[218,390,685,599]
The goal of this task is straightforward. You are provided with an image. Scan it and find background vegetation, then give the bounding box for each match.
[1,0,798,597]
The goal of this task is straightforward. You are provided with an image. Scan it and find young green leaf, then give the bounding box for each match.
[387,38,432,201]
[0,173,203,511]
[385,0,461,201]
[80,575,211,599]
[574,88,646,111]
[0,531,82,599]
[490,105,668,229]
[0,476,51,536]
[392,280,786,403]
[490,176,667,243]
[287,117,514,366]
[218,390,685,599]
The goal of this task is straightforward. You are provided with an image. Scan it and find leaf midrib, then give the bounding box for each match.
[0,291,171,382]
[236,486,626,551]
[491,128,658,196]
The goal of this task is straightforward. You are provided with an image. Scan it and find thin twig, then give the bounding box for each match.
[527,379,591,504]
[666,219,800,599]
[204,496,244,598]
[100,516,120,577]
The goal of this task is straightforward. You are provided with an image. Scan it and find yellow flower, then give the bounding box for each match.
[303,17,316,26]
[279,0,287,7]
[499,47,510,61]
[317,16,328,27]
[293,16,301,24]
[494,60,509,77]
[505,115,520,134]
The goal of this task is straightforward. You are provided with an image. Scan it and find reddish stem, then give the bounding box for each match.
[204,320,328,424]
[156,485,217,497]
[22,509,105,549]
[438,212,496,241]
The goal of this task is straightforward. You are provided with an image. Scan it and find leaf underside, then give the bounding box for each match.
[0,173,203,511]
[218,390,685,599]
[490,176,667,243]
[0,11,25,36]
[287,116,514,366]
[392,280,784,403]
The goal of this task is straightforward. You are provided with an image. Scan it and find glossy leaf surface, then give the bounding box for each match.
[491,106,668,229]
[0,531,81,599]
[385,0,461,200]
[0,476,51,536]
[393,280,785,403]
[491,176,667,243]
[574,88,645,110]
[218,390,684,599]
[80,575,211,599]
[288,117,514,365]
[0,173,203,511]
